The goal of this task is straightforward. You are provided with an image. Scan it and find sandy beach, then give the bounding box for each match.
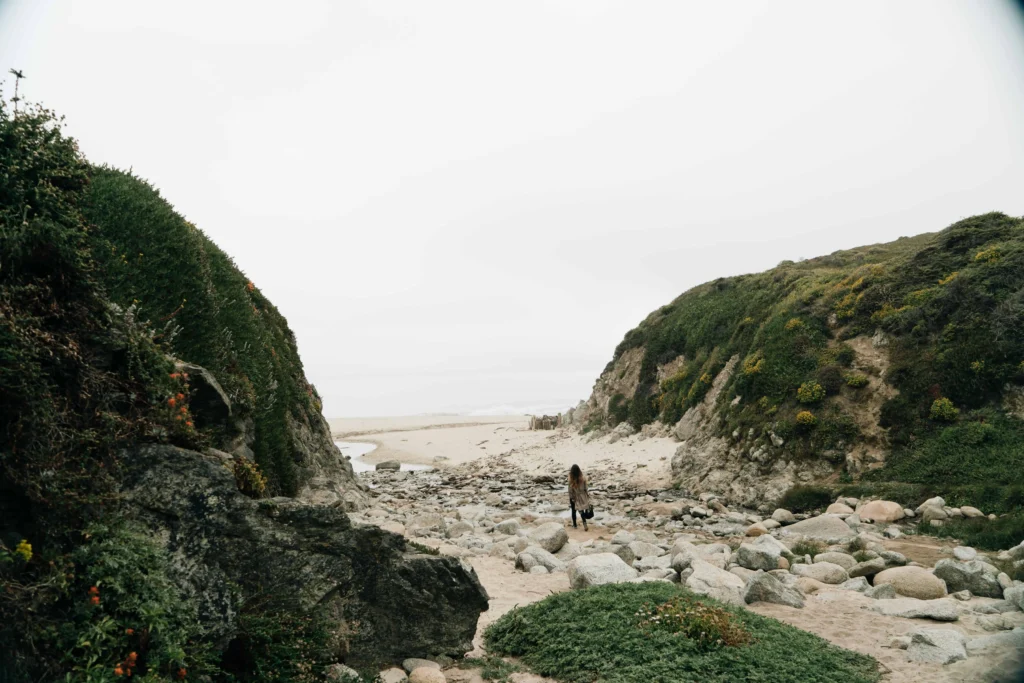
[328,414,676,489]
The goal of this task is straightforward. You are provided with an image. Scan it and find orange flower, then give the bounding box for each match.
[90,596,100,605]
[169,373,179,379]
[114,667,124,677]
[246,281,255,291]
[168,397,177,407]
[176,415,183,421]
[127,652,137,663]
[88,586,99,595]
[177,668,187,679]
[185,421,193,428]
[176,393,185,400]
[125,628,134,635]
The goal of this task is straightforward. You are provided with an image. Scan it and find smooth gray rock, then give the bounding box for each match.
[744,571,805,608]
[567,553,639,589]
[792,561,849,584]
[865,583,897,600]
[907,629,967,664]
[849,557,887,578]
[736,542,780,571]
[685,559,746,607]
[494,518,521,535]
[528,522,569,553]
[515,545,565,572]
[772,508,796,525]
[934,559,1003,599]
[868,598,959,621]
[840,577,870,593]
[377,460,402,471]
[780,515,856,541]
[628,540,664,559]
[953,546,978,561]
[402,659,440,674]
[813,551,856,571]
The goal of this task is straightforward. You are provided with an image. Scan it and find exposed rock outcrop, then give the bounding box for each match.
[669,356,835,506]
[121,445,488,667]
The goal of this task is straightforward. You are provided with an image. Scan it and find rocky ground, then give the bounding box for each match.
[343,450,1024,683]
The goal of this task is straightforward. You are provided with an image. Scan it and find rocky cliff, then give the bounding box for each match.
[578,214,1024,511]
[123,444,488,666]
[0,97,480,681]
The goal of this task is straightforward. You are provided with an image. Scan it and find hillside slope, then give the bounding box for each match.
[81,168,361,503]
[574,214,1024,509]
[0,99,483,682]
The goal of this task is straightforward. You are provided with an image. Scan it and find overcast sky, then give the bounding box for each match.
[2,2,1024,417]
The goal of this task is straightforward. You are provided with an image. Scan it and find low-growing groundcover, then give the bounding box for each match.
[484,583,880,683]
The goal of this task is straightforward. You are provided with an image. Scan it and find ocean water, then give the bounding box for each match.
[335,441,433,473]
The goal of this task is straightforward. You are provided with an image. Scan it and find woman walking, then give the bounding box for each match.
[569,464,592,531]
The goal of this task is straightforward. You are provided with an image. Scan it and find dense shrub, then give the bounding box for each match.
[778,485,832,513]
[484,583,879,683]
[635,594,750,651]
[930,397,959,422]
[845,373,869,388]
[608,393,630,426]
[797,381,826,404]
[926,513,1024,552]
[795,410,817,428]
[83,169,324,496]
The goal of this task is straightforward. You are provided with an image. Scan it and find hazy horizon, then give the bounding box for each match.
[3,1,1024,417]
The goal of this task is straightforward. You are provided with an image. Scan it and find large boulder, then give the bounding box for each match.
[813,552,857,571]
[848,557,887,578]
[528,522,569,553]
[408,513,447,536]
[907,629,967,664]
[121,445,489,667]
[780,515,856,542]
[772,509,797,525]
[856,500,905,524]
[567,553,639,589]
[494,518,521,535]
[933,559,1003,599]
[743,571,805,608]
[685,559,746,607]
[791,561,849,585]
[735,541,780,571]
[515,545,565,573]
[628,541,664,559]
[825,502,854,515]
[873,566,948,600]
[868,598,959,621]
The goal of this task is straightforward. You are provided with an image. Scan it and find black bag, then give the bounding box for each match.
[582,506,594,520]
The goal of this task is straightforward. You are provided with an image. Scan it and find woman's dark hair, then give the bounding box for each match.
[569,464,583,486]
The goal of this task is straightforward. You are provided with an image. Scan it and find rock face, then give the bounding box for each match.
[567,553,639,589]
[121,445,489,666]
[933,559,1004,599]
[873,566,948,600]
[668,357,836,507]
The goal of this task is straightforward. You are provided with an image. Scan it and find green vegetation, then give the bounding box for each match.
[777,485,833,513]
[790,539,826,558]
[484,583,880,683]
[459,656,523,683]
[927,513,1024,553]
[0,96,345,681]
[602,212,1024,510]
[82,168,323,496]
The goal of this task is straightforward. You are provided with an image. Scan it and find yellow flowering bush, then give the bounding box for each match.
[796,411,817,427]
[930,397,959,422]
[797,381,825,404]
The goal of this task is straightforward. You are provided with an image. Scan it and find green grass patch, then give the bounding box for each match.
[484,583,880,683]
[460,655,523,682]
[925,512,1024,552]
